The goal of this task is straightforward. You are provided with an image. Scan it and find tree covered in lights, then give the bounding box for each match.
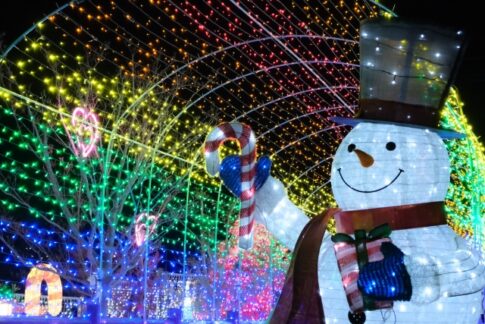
[0,41,236,317]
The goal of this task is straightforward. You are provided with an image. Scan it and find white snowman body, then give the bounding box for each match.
[254,121,485,323]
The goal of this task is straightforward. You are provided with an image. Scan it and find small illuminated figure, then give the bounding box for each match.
[25,263,63,316]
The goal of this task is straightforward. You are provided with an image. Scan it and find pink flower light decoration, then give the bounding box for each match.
[68,107,100,158]
[134,213,159,247]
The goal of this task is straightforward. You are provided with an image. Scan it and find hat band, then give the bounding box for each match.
[358,99,440,128]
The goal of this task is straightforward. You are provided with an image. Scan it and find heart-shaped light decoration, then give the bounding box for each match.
[134,213,159,247]
[70,107,100,158]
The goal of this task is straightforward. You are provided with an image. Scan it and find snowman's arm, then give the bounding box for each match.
[434,236,485,297]
[254,176,310,251]
[404,236,485,304]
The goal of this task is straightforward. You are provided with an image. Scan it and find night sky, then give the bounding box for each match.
[1,0,483,137]
[389,0,485,138]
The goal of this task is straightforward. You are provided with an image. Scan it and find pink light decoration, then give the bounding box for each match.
[134,213,159,247]
[210,221,290,321]
[67,107,100,158]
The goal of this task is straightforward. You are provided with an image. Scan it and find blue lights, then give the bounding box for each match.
[357,242,412,301]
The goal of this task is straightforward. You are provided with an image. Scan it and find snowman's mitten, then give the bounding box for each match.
[403,235,485,304]
[219,155,271,197]
[402,252,440,304]
[358,242,412,301]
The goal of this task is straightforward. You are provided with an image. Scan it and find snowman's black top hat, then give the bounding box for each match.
[333,17,466,139]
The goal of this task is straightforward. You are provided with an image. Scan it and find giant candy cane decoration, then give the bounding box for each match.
[204,123,257,250]
[25,263,63,316]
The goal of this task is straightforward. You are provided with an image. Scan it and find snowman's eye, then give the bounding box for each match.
[348,144,356,152]
[386,142,396,151]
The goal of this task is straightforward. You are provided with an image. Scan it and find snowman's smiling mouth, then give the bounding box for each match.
[337,168,404,193]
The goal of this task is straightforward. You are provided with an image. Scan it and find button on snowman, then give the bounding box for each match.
[210,17,485,323]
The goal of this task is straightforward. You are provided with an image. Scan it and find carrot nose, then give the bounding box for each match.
[354,149,374,167]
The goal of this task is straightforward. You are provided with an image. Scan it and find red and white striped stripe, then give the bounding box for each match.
[204,123,257,250]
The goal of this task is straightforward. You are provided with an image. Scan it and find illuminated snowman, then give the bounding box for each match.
[215,18,485,323]
[320,121,485,323]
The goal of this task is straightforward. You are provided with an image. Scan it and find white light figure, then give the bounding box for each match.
[219,18,485,323]
[331,123,449,211]
[251,121,485,324]
[0,301,13,316]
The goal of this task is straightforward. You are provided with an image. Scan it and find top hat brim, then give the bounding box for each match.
[331,116,465,139]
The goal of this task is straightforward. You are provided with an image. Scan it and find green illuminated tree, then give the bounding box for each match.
[0,47,201,316]
[441,88,485,247]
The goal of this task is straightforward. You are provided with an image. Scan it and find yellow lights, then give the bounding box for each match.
[381,11,393,19]
[47,54,59,62]
[25,263,63,317]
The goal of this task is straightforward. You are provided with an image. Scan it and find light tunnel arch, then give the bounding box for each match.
[233,86,359,124]
[105,34,358,150]
[121,58,359,159]
[178,55,358,266]
[256,104,356,145]
[98,57,360,220]
[90,37,361,234]
[0,2,374,319]
[112,34,358,129]
[2,7,356,142]
[4,16,359,172]
[2,12,358,241]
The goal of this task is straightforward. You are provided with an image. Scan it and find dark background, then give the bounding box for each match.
[389,0,485,138]
[0,0,483,138]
